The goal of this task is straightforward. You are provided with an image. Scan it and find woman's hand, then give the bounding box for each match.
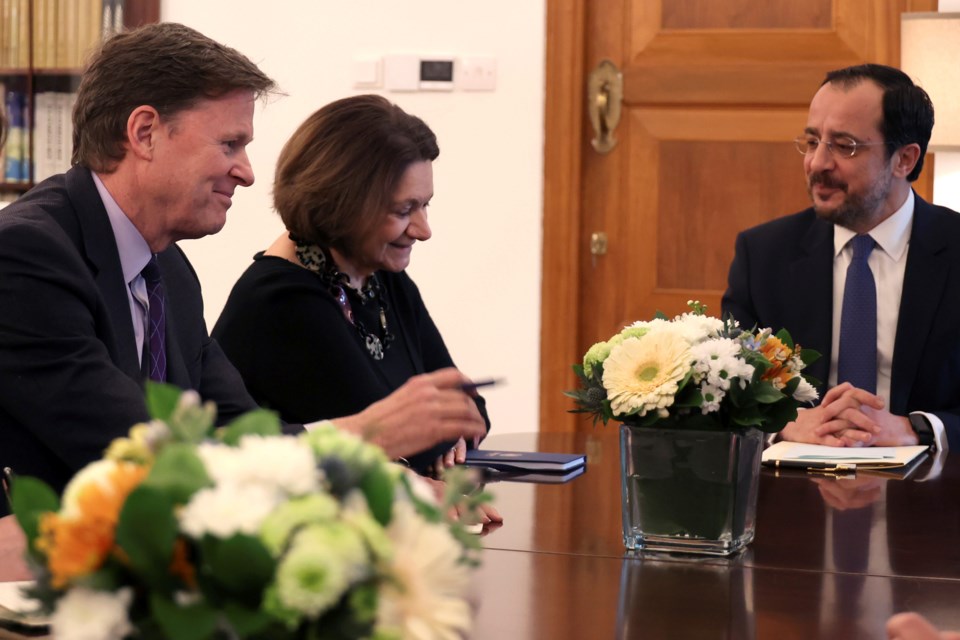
[432,437,468,478]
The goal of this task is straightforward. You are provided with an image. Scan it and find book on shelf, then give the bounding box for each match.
[3,89,29,183]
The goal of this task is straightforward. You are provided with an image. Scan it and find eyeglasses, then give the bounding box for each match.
[793,135,886,158]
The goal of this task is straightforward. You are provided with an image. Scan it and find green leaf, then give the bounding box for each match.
[775,328,794,349]
[144,444,212,505]
[360,465,395,527]
[149,593,218,640]
[10,476,60,556]
[115,485,178,589]
[223,602,275,637]
[218,409,283,446]
[202,534,275,602]
[753,382,786,404]
[800,348,821,366]
[145,382,184,422]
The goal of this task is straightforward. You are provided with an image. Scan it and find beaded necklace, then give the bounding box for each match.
[294,240,394,360]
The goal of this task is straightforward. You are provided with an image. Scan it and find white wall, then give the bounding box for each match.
[160,1,546,434]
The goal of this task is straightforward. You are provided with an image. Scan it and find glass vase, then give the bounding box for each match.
[619,423,763,555]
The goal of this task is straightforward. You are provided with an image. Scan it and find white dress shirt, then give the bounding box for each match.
[829,190,947,451]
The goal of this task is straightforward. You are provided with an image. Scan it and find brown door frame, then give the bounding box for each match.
[540,0,587,433]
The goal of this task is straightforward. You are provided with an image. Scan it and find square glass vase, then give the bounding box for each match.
[619,423,764,556]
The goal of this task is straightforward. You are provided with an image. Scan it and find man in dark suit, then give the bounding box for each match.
[0,23,487,518]
[722,63,960,451]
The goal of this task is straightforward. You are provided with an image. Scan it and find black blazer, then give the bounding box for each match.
[0,166,279,512]
[722,194,960,449]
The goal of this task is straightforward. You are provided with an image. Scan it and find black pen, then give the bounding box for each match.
[461,378,503,392]
[763,459,857,473]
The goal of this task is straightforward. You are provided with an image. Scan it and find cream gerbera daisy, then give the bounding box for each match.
[602,330,692,417]
[375,501,473,640]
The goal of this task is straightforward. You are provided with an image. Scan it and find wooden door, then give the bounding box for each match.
[540,0,937,434]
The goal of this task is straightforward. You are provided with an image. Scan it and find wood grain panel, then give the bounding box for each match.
[657,140,810,291]
[662,0,832,30]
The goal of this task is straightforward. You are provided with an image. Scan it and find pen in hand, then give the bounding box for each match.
[460,378,504,393]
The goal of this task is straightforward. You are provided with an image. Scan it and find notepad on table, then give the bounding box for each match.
[761,441,929,470]
[464,449,586,473]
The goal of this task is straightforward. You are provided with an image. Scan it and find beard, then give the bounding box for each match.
[807,170,892,230]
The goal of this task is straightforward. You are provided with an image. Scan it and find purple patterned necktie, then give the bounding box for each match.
[141,256,167,382]
[837,234,876,393]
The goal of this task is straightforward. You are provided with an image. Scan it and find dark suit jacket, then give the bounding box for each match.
[721,194,960,449]
[0,167,294,514]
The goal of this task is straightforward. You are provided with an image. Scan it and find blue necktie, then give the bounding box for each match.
[837,234,876,393]
[141,256,167,382]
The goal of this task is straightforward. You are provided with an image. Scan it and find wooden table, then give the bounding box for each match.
[471,431,960,639]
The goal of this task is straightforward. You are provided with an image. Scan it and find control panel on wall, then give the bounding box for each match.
[353,55,497,92]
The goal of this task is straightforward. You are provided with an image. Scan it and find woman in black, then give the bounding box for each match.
[213,95,490,476]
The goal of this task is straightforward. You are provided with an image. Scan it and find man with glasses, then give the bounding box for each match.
[722,63,960,451]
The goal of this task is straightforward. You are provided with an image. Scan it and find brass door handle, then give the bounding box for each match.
[587,59,623,154]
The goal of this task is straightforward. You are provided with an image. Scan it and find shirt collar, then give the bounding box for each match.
[92,172,153,283]
[833,190,914,261]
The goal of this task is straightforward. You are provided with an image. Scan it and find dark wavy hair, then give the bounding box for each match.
[823,63,934,182]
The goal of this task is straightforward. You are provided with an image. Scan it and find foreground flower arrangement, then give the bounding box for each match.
[567,302,820,432]
[11,384,487,640]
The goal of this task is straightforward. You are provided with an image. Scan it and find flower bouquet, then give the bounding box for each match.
[566,302,820,554]
[10,384,487,639]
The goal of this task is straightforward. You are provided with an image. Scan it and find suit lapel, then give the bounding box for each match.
[787,215,834,389]
[65,167,143,382]
[890,197,948,414]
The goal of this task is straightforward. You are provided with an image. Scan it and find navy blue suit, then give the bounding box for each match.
[0,167,294,514]
[722,194,960,449]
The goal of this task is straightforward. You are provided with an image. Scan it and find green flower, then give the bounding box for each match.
[583,340,612,378]
[273,521,373,617]
[260,494,340,556]
[300,423,390,475]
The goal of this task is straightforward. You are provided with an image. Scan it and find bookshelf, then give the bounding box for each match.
[0,0,159,204]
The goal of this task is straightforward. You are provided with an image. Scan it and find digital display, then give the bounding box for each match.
[420,60,454,83]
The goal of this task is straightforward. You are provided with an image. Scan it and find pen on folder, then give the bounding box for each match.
[763,459,857,473]
[460,378,503,392]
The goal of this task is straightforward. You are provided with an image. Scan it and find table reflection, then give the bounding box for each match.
[478,431,960,579]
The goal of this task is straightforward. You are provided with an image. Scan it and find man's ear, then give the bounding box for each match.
[125,106,162,161]
[891,142,921,179]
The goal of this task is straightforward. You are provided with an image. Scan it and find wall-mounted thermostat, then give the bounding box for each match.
[419,58,455,91]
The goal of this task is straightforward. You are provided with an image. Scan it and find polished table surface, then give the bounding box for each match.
[471,431,960,639]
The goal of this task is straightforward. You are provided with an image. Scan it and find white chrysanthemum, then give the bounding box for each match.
[51,587,133,640]
[793,378,820,403]
[180,482,283,539]
[690,338,755,392]
[275,522,370,617]
[670,313,725,345]
[196,435,319,496]
[602,331,692,417]
[376,502,473,640]
[239,435,320,495]
[699,382,725,414]
[625,318,670,332]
